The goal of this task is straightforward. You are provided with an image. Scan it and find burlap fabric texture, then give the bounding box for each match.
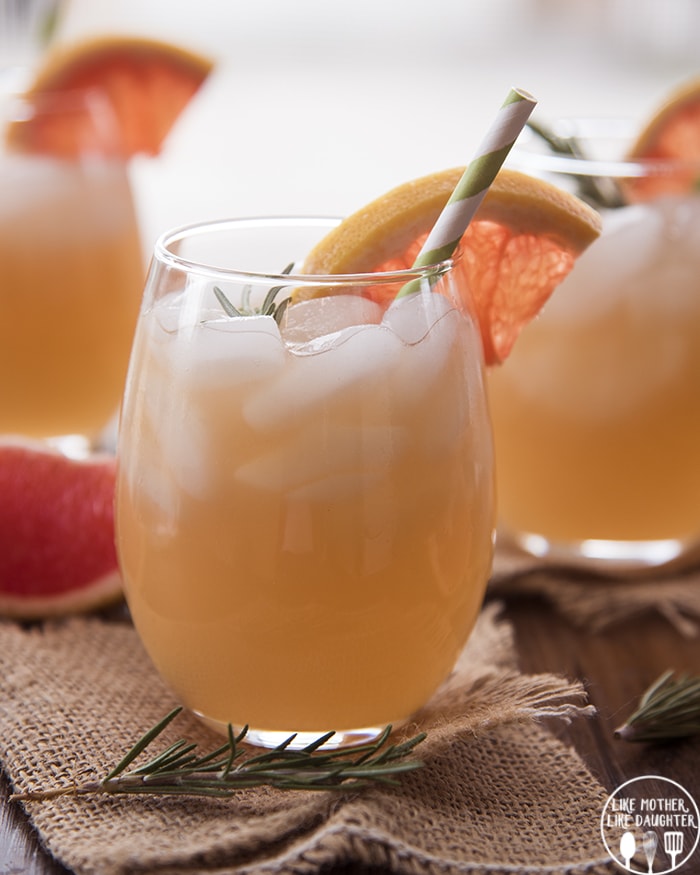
[490,538,700,638]
[0,602,617,875]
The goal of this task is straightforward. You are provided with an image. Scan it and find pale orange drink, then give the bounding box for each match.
[116,217,496,748]
[490,118,700,567]
[0,91,143,451]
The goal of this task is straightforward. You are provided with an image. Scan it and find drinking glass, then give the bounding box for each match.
[0,88,144,456]
[115,217,495,749]
[0,0,62,91]
[489,119,700,570]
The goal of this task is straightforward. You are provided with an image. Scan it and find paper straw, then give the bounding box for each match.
[397,87,537,298]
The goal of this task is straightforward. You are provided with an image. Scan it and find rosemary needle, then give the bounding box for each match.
[213,261,293,326]
[525,119,626,210]
[615,671,700,743]
[11,708,426,802]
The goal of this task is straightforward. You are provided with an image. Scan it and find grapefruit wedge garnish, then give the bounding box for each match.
[0,440,122,619]
[298,168,602,365]
[624,77,700,201]
[6,36,213,157]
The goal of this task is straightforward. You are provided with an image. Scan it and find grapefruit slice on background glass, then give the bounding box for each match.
[5,35,213,157]
[624,77,700,201]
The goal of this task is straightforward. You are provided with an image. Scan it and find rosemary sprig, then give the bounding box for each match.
[525,119,626,210]
[615,671,700,743]
[11,707,426,802]
[213,261,294,326]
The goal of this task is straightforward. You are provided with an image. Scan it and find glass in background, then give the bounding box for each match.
[491,119,700,570]
[0,88,144,456]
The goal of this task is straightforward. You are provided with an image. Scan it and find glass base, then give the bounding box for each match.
[194,711,388,750]
[510,530,700,573]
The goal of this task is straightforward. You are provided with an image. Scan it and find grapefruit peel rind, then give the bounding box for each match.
[623,78,700,201]
[627,78,700,162]
[301,168,602,277]
[5,36,213,158]
[0,440,123,620]
[0,569,123,620]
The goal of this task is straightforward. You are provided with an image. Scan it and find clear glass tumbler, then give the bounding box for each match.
[490,119,700,570]
[0,89,144,456]
[115,217,496,749]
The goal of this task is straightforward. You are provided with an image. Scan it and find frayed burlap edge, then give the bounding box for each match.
[490,540,700,638]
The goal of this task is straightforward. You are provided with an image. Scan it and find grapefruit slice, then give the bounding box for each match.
[625,78,700,200]
[0,440,122,619]
[6,36,213,157]
[298,168,602,365]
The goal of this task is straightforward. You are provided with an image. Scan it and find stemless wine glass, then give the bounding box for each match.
[490,119,700,570]
[0,88,144,456]
[115,217,496,749]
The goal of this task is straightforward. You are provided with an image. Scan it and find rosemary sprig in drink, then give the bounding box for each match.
[11,708,426,802]
[615,671,700,743]
[213,262,293,325]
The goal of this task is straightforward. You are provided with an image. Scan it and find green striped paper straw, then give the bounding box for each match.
[397,87,537,298]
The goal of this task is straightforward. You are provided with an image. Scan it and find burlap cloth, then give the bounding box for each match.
[490,536,700,638]
[0,600,618,875]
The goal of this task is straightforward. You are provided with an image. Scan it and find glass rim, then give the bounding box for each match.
[153,215,454,287]
[509,149,700,179]
[509,115,700,179]
[1,85,114,116]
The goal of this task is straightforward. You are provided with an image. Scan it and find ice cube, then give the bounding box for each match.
[123,392,210,518]
[383,293,469,405]
[135,387,212,505]
[235,423,405,494]
[134,304,289,504]
[242,323,403,431]
[381,290,455,343]
[161,407,212,500]
[151,288,225,340]
[163,312,286,389]
[133,466,178,523]
[281,295,383,344]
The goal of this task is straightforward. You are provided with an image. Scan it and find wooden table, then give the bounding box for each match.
[2,595,699,874]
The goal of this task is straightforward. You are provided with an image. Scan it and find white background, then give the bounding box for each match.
[52,0,700,253]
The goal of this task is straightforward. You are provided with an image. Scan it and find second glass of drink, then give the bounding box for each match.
[491,119,700,569]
